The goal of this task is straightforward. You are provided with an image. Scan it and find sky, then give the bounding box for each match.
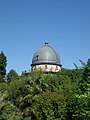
[0,0,90,75]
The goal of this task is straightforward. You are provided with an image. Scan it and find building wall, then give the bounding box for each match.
[32,64,61,72]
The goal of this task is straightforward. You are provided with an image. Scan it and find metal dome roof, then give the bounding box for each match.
[31,43,61,66]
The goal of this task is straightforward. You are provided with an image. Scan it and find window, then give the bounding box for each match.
[56,65,58,70]
[36,55,39,61]
[45,65,47,69]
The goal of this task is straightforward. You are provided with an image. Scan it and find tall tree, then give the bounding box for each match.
[0,51,7,81]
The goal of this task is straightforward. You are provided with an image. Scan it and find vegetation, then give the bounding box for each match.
[0,51,90,120]
[0,51,7,82]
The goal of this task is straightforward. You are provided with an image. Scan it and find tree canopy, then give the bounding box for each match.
[0,52,90,120]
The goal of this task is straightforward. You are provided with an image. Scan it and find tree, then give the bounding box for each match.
[79,58,90,92]
[7,69,19,82]
[0,51,7,81]
[0,86,22,120]
[87,58,90,66]
[32,92,66,120]
[67,58,90,120]
[83,58,90,84]
[1,59,90,119]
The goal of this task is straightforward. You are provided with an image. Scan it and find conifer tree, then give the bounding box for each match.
[0,51,7,81]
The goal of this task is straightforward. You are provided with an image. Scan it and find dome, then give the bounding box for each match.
[31,43,61,67]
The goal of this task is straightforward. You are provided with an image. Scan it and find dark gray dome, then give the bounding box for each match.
[31,43,61,66]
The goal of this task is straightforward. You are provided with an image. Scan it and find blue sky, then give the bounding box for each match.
[0,0,90,74]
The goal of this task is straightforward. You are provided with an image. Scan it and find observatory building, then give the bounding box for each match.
[31,43,61,73]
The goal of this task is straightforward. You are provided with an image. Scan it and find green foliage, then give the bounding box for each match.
[0,57,90,119]
[87,58,90,66]
[79,58,90,92]
[0,84,22,120]
[7,69,19,82]
[33,92,66,120]
[79,59,86,67]
[0,51,7,81]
